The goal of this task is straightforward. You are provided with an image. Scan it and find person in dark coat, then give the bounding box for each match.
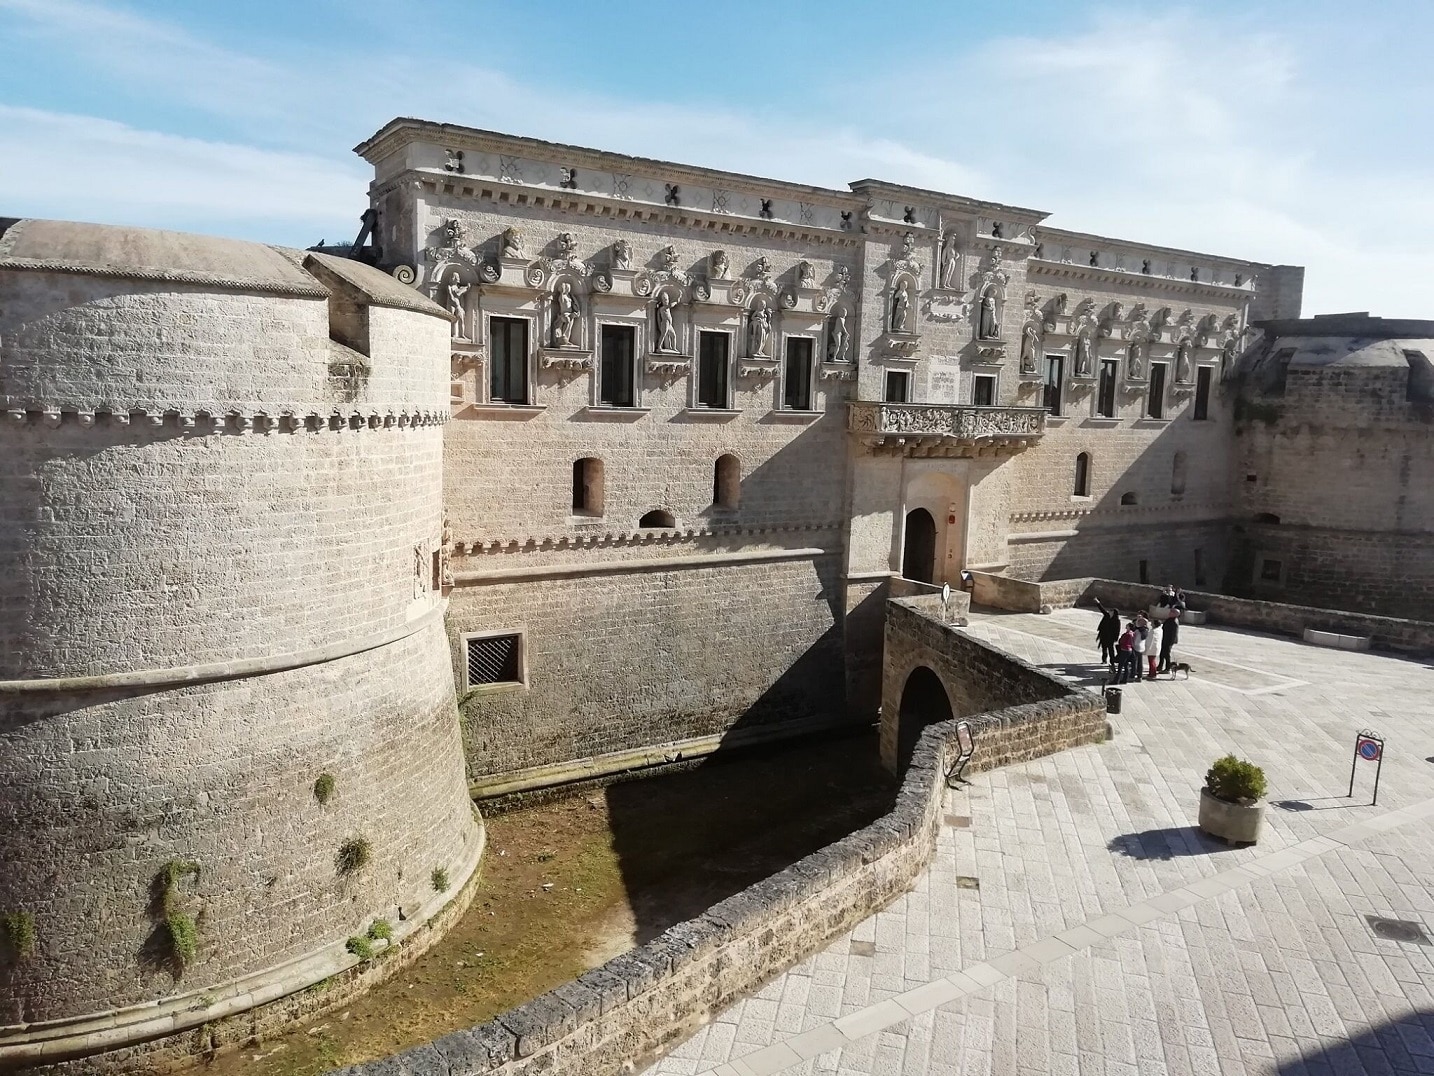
[1158,602,1183,673]
[1094,598,1122,665]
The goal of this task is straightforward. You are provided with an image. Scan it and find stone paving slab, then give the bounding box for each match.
[644,609,1434,1076]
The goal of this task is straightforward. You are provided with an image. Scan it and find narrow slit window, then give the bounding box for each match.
[714,454,740,510]
[1073,452,1091,497]
[572,457,604,516]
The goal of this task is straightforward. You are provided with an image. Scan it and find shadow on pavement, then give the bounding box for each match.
[1107,826,1236,860]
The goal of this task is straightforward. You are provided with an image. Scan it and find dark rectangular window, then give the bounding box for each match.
[600,324,636,407]
[973,374,997,406]
[784,337,814,410]
[1147,363,1167,418]
[465,633,522,688]
[697,331,730,408]
[884,370,909,402]
[1193,366,1212,419]
[1260,558,1283,582]
[1043,355,1064,415]
[1097,359,1118,417]
[489,317,529,403]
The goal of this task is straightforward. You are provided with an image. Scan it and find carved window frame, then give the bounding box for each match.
[694,329,735,410]
[591,313,647,409]
[482,309,538,406]
[780,332,820,412]
[970,371,999,407]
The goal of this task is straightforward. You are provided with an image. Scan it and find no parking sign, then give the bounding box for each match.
[1349,730,1386,805]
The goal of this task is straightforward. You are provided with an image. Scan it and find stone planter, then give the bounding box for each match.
[1197,787,1264,844]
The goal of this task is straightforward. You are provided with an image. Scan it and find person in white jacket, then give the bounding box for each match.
[1146,619,1163,680]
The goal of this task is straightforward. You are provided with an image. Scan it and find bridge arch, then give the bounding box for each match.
[896,664,955,774]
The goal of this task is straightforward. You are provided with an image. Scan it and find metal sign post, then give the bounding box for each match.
[1349,730,1385,806]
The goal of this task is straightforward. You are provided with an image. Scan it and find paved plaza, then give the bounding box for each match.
[645,609,1434,1076]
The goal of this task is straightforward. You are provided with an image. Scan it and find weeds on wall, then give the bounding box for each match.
[344,935,374,961]
[1,911,36,962]
[149,860,203,975]
[313,773,336,805]
[431,867,450,893]
[366,918,393,943]
[335,838,371,876]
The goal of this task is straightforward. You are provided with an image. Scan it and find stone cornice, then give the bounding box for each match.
[1027,259,1254,301]
[1,406,449,432]
[386,170,863,248]
[452,521,840,557]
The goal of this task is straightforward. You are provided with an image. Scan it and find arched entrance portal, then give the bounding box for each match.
[902,508,937,584]
[897,665,954,773]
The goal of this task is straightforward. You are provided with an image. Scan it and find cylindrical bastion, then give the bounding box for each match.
[0,219,482,1067]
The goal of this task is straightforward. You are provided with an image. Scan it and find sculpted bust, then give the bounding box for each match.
[710,250,729,279]
[613,239,631,269]
[500,227,525,259]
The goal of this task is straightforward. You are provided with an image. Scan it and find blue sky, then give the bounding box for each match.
[1,0,1429,315]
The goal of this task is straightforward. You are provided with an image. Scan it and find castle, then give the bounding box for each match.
[1,116,1428,1069]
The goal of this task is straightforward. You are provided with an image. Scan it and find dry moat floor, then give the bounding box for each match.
[200,732,895,1076]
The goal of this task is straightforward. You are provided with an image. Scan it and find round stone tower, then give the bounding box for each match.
[0,219,482,1066]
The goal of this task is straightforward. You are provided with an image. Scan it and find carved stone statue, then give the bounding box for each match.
[833,265,851,289]
[444,274,470,339]
[1176,342,1193,382]
[442,217,467,248]
[940,231,960,289]
[891,280,912,333]
[654,292,679,353]
[1075,332,1093,376]
[551,280,579,348]
[613,239,631,270]
[500,227,525,259]
[977,287,1000,339]
[1020,323,1040,375]
[901,232,916,257]
[797,261,816,289]
[1127,343,1145,380]
[748,306,772,357]
[753,255,773,279]
[710,250,729,279]
[556,232,578,258]
[828,311,849,362]
[659,245,680,271]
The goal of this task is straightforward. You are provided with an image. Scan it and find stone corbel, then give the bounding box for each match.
[645,357,691,382]
[540,348,594,372]
[819,364,857,381]
[738,360,779,381]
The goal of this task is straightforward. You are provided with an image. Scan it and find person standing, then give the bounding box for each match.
[1116,622,1136,683]
[1131,613,1150,682]
[1146,618,1163,680]
[1159,604,1181,673]
[1094,598,1121,666]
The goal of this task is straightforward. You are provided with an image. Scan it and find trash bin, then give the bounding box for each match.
[1104,687,1122,714]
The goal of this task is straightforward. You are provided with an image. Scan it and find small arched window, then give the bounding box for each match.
[1171,451,1187,496]
[572,458,604,516]
[639,509,676,529]
[1073,452,1091,497]
[1120,492,1139,506]
[714,454,740,510]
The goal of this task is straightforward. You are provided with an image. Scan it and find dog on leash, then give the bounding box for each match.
[1171,661,1192,679]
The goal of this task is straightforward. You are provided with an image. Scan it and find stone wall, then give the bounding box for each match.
[450,543,851,789]
[335,598,1105,1076]
[879,596,1109,773]
[0,235,481,1065]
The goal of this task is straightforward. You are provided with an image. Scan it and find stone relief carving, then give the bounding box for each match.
[1127,341,1147,380]
[851,403,1044,439]
[654,291,679,353]
[710,250,729,279]
[1020,321,1042,376]
[747,306,773,358]
[658,245,681,272]
[752,255,773,281]
[613,240,632,269]
[827,308,850,362]
[797,261,816,290]
[550,280,580,348]
[500,227,525,259]
[901,232,916,257]
[1074,331,1095,377]
[939,231,960,289]
[891,280,912,333]
[1175,340,1194,383]
[444,274,471,340]
[555,232,578,259]
[975,269,1008,340]
[424,218,478,275]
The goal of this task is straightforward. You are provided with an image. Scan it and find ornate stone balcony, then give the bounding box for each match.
[848,401,1047,458]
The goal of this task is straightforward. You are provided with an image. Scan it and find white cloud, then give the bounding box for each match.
[0,107,365,245]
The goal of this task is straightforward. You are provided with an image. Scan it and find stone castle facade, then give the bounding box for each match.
[1,117,1427,1068]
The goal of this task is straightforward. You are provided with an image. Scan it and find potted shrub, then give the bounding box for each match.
[1198,755,1268,844]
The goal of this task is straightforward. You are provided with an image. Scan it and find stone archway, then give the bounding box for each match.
[902,508,937,584]
[896,665,954,773]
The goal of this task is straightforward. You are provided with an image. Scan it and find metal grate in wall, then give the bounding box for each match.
[466,634,521,687]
